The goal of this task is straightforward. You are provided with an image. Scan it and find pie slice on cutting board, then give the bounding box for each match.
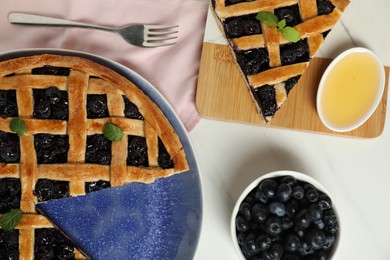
[210,0,350,123]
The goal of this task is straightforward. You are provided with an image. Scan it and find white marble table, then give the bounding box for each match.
[192,1,390,259]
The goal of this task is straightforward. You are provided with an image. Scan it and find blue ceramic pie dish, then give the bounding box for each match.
[0,49,203,260]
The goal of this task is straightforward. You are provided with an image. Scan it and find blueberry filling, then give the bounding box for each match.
[0,90,18,118]
[34,134,69,164]
[235,176,338,259]
[86,94,109,118]
[34,228,75,260]
[33,87,69,120]
[280,40,310,66]
[0,178,21,214]
[236,48,270,75]
[32,65,70,76]
[285,75,301,94]
[275,4,301,27]
[322,30,331,39]
[158,138,174,169]
[224,0,255,7]
[253,85,277,118]
[123,96,143,120]
[0,131,20,163]
[224,14,262,38]
[85,134,112,165]
[127,135,148,166]
[34,179,70,202]
[85,180,111,193]
[0,229,19,259]
[317,0,335,15]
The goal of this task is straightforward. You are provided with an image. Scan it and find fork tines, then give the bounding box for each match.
[144,25,179,47]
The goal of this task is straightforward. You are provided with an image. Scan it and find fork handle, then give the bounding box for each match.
[8,12,113,31]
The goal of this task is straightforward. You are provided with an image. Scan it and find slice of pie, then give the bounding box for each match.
[211,0,350,123]
[0,53,189,259]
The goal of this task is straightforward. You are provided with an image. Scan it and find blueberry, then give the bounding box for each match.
[268,201,286,217]
[123,96,143,120]
[318,194,332,210]
[34,228,75,260]
[292,185,304,200]
[280,40,309,65]
[305,188,319,202]
[268,242,284,259]
[239,201,252,221]
[281,216,294,230]
[127,136,148,166]
[265,216,283,236]
[323,209,337,227]
[281,253,301,260]
[277,183,292,202]
[280,175,297,187]
[225,19,244,38]
[244,233,261,257]
[317,0,335,15]
[323,233,336,250]
[237,231,246,246]
[45,87,61,105]
[252,203,269,223]
[255,190,269,203]
[85,134,111,165]
[85,180,111,193]
[259,178,278,199]
[34,179,70,202]
[284,234,300,252]
[314,219,325,230]
[87,94,109,118]
[308,204,323,221]
[242,20,261,35]
[285,199,298,217]
[294,209,312,230]
[158,138,174,169]
[236,48,269,75]
[275,5,301,27]
[253,85,277,117]
[297,241,314,256]
[236,215,250,232]
[304,228,325,250]
[255,234,272,251]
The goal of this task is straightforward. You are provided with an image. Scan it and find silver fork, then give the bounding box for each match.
[8,12,178,48]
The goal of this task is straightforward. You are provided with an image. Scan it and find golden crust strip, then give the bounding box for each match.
[16,213,53,229]
[0,74,67,90]
[19,228,34,260]
[215,0,298,19]
[249,62,308,87]
[232,35,266,50]
[0,118,67,134]
[298,0,318,20]
[88,78,123,95]
[19,135,38,213]
[262,23,281,67]
[107,94,125,117]
[144,121,159,167]
[38,164,109,181]
[67,70,88,163]
[86,118,144,136]
[16,89,34,117]
[0,164,19,177]
[110,135,128,187]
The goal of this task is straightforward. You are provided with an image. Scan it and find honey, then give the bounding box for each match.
[319,51,382,128]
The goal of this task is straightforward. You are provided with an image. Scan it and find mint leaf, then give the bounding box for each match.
[0,209,23,231]
[103,123,123,142]
[256,11,278,26]
[10,117,27,136]
[282,26,300,43]
[277,19,286,29]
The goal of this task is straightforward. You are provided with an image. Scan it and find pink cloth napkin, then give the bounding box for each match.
[0,0,208,131]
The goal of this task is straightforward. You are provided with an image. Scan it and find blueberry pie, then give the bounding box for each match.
[211,0,350,122]
[0,54,188,259]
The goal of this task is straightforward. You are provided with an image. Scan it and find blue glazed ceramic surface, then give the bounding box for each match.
[0,49,202,260]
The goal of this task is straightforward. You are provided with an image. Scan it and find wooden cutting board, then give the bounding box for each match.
[196,42,389,138]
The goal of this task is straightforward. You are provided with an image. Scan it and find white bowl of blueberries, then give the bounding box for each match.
[231,170,339,260]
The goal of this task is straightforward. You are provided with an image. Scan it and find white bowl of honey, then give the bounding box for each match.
[316,47,385,132]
